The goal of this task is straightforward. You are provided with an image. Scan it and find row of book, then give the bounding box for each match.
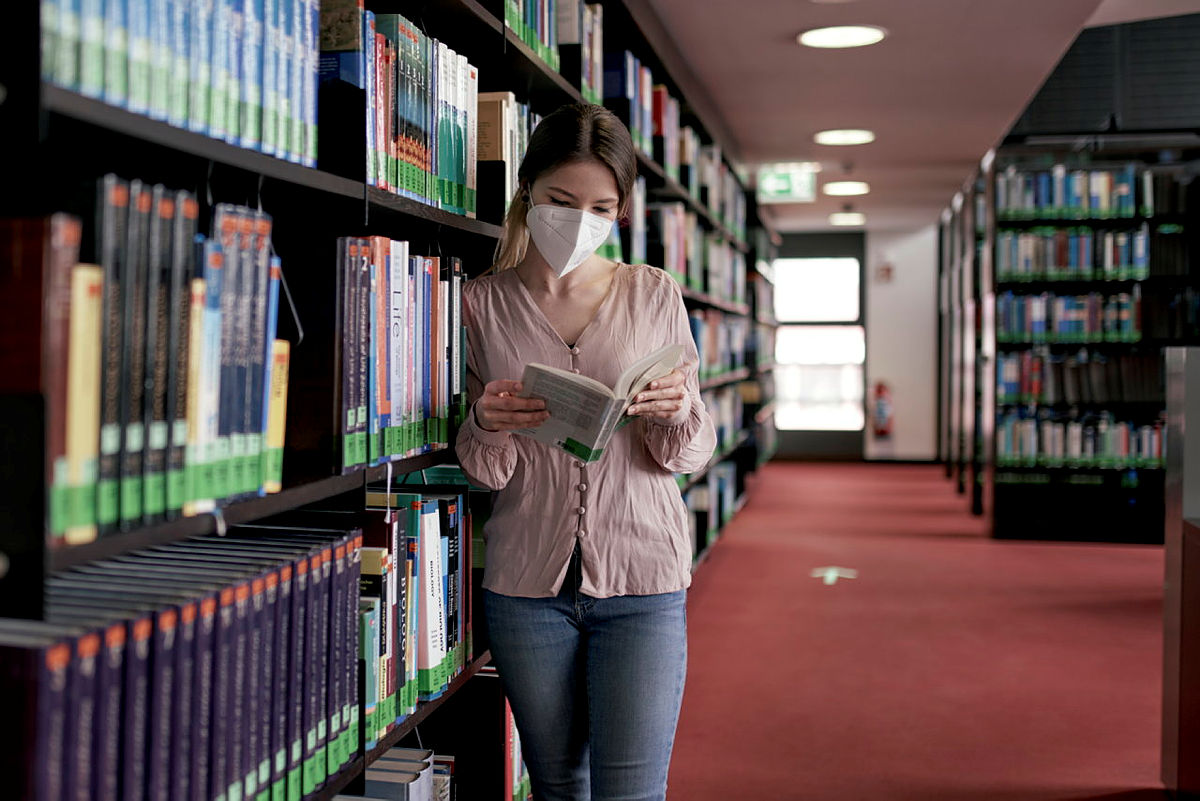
[995,410,1166,469]
[320,6,479,216]
[477,91,542,222]
[557,0,604,104]
[996,290,1142,343]
[995,226,1154,282]
[703,385,746,456]
[996,348,1163,406]
[335,237,465,474]
[689,309,750,380]
[748,322,777,370]
[647,203,749,305]
[752,272,776,324]
[2,522,364,801]
[994,163,1187,219]
[683,460,737,560]
[0,182,291,549]
[43,0,320,165]
[505,0,562,72]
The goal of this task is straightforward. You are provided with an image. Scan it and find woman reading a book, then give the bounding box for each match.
[456,103,716,801]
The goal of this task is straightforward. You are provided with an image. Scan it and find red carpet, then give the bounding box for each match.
[669,462,1166,801]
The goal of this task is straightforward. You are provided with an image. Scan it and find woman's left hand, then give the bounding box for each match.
[626,369,688,419]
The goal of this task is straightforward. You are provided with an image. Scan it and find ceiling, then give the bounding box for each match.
[634,0,1200,234]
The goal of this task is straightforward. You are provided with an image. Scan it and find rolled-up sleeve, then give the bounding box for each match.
[455,294,518,490]
[640,284,716,474]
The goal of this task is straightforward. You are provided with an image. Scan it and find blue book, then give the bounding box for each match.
[167,0,190,127]
[240,0,265,151]
[148,0,169,120]
[127,0,150,113]
[287,0,304,164]
[103,0,130,107]
[275,0,292,161]
[188,0,213,135]
[225,0,245,145]
[258,256,280,495]
[210,0,231,141]
[422,258,432,452]
[79,0,104,97]
[261,0,278,156]
[58,0,84,88]
[304,0,319,167]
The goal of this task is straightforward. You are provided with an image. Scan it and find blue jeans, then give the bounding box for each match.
[484,552,688,801]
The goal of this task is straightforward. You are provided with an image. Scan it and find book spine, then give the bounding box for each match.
[356,240,371,467]
[366,245,380,466]
[260,0,278,157]
[326,544,347,775]
[142,185,171,525]
[103,0,129,106]
[225,0,244,145]
[122,615,152,801]
[148,0,169,119]
[231,212,256,499]
[198,237,225,514]
[373,239,390,463]
[268,566,292,801]
[284,0,303,164]
[248,215,273,496]
[56,0,83,88]
[146,607,178,801]
[240,0,264,151]
[187,0,213,134]
[96,178,128,534]
[64,263,104,546]
[118,182,150,528]
[210,0,230,140]
[304,0,319,167]
[165,194,196,516]
[286,559,307,801]
[79,0,104,96]
[166,0,189,126]
[127,0,151,113]
[170,601,198,801]
[261,265,283,494]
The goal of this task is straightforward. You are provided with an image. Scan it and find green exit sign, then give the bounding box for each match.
[757,163,819,204]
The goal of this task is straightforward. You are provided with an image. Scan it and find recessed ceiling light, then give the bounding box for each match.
[823,181,870,196]
[798,25,887,49]
[830,212,866,226]
[814,129,876,146]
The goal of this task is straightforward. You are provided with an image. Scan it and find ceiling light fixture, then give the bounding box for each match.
[798,25,887,49]
[814,129,876,146]
[823,180,870,196]
[830,203,866,226]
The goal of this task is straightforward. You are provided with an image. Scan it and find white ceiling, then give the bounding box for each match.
[635,0,1200,234]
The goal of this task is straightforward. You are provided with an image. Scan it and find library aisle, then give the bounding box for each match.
[670,462,1164,801]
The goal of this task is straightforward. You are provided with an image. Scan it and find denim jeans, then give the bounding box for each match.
[484,550,688,801]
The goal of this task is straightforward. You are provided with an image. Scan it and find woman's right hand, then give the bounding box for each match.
[474,380,550,432]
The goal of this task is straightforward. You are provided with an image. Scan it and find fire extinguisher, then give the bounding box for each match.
[872,381,893,439]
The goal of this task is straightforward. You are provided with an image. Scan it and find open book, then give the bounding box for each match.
[514,344,685,462]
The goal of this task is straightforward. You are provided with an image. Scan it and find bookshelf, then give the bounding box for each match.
[943,140,1200,543]
[1,1,771,799]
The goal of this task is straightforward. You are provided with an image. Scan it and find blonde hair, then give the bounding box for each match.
[490,103,637,273]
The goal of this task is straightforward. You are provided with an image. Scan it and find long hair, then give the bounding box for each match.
[490,103,637,273]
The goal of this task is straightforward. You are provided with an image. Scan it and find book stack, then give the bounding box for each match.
[704,235,747,304]
[679,126,702,200]
[604,50,653,158]
[994,162,1191,220]
[505,0,561,73]
[996,226,1151,282]
[652,85,681,181]
[995,408,1165,469]
[335,238,466,474]
[996,289,1143,343]
[702,385,745,452]
[996,348,1163,406]
[557,0,604,104]
[646,202,697,286]
[504,699,533,801]
[688,310,749,381]
[361,746,442,800]
[750,322,776,369]
[708,461,739,527]
[0,180,291,549]
[476,92,543,223]
[619,176,648,266]
[359,481,477,744]
[0,523,362,801]
[319,5,479,217]
[43,0,320,165]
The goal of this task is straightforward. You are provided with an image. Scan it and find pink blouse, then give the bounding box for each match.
[455,263,717,598]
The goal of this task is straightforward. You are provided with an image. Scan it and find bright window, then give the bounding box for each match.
[774,257,860,323]
[775,326,865,431]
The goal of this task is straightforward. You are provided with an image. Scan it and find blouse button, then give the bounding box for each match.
[577,483,588,492]
[577,506,586,515]
[571,346,581,355]
[572,368,581,374]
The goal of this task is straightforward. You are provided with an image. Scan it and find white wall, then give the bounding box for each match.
[864,227,939,460]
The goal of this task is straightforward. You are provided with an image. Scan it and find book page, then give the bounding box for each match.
[514,365,621,460]
[612,344,685,400]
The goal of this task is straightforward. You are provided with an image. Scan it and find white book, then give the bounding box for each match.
[417,500,446,694]
[516,344,684,462]
[389,239,408,458]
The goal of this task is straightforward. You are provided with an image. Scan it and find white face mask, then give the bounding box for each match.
[525,204,614,278]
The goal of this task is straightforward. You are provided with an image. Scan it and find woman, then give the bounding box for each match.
[455,103,716,801]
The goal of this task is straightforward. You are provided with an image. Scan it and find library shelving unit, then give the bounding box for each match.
[1,1,769,799]
[949,135,1200,543]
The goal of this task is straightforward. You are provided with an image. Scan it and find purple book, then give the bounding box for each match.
[0,630,72,801]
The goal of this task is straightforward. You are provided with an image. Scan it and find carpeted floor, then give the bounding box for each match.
[668,462,1166,801]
